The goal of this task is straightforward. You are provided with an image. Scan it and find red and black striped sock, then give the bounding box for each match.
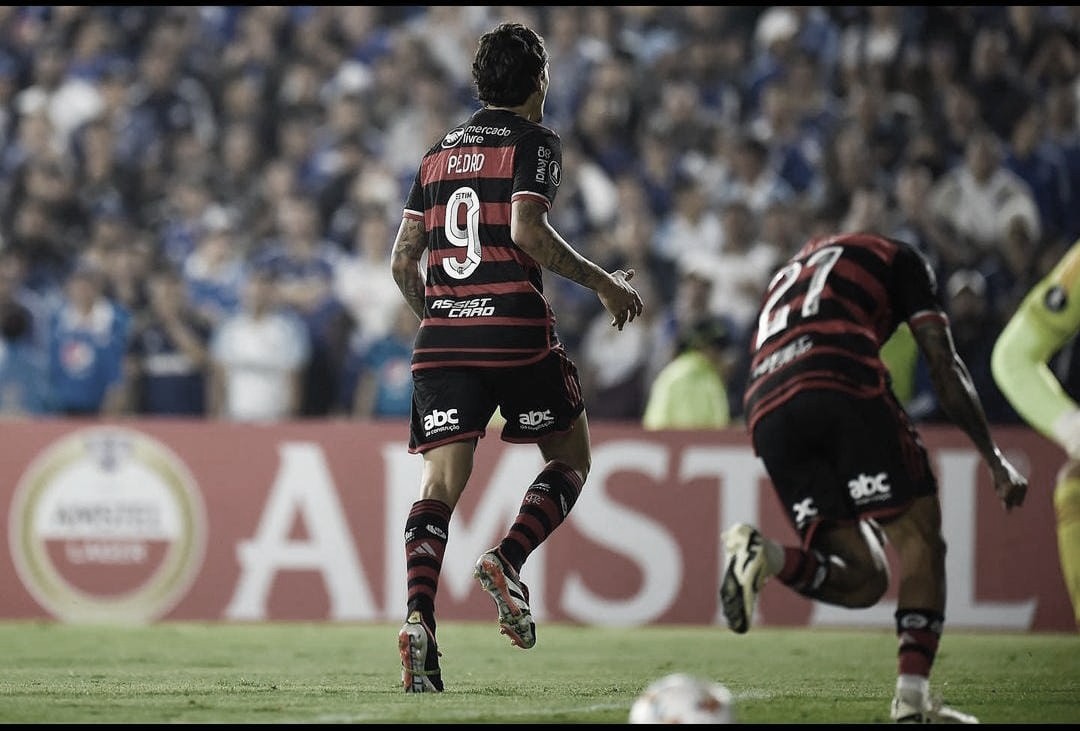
[498,460,583,574]
[776,547,828,595]
[404,498,450,633]
[895,608,943,679]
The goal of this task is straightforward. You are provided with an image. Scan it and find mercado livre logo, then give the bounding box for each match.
[8,426,206,623]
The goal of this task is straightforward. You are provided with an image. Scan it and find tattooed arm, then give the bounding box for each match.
[512,198,644,330]
[390,217,427,321]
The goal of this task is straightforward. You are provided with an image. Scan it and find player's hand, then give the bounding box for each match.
[598,268,644,331]
[990,456,1028,512]
[1052,409,1080,461]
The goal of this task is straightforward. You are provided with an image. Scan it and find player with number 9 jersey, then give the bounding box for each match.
[390,22,643,695]
[402,109,560,371]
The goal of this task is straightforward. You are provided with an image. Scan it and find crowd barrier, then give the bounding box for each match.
[0,418,1071,631]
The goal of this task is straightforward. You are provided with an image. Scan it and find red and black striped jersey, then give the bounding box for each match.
[743,233,947,432]
[402,108,563,370]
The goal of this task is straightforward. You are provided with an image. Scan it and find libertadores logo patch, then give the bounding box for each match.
[8,427,206,623]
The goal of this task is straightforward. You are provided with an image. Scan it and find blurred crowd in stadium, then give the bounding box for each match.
[0,6,1077,425]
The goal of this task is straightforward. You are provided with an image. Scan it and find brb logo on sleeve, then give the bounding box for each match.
[8,427,206,624]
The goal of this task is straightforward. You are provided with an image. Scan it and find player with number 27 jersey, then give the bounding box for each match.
[403,108,561,370]
[721,231,1025,722]
[743,233,945,434]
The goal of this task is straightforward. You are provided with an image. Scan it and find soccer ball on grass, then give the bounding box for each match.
[628,672,735,724]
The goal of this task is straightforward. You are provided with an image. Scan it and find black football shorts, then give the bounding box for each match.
[750,388,937,542]
[408,347,585,454]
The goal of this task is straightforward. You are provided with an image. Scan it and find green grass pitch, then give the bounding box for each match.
[0,621,1076,723]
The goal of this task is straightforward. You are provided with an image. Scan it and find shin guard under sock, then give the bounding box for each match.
[404,498,450,632]
[499,460,583,573]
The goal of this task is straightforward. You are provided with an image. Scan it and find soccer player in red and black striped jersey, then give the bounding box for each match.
[719,233,1027,722]
[390,22,644,693]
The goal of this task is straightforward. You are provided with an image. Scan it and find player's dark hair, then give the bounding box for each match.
[472,22,547,107]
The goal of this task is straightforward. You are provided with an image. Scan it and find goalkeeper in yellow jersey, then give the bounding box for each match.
[992,240,1080,629]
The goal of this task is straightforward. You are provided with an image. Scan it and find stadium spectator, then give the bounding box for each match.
[0,6,1073,425]
[901,123,951,181]
[716,133,797,218]
[642,316,736,430]
[13,35,103,151]
[835,6,911,98]
[1004,104,1072,249]
[255,192,351,416]
[787,6,842,83]
[605,174,676,297]
[703,198,782,341]
[968,26,1033,143]
[124,264,211,417]
[0,52,17,155]
[887,160,951,281]
[748,78,824,206]
[577,180,669,415]
[0,250,50,415]
[181,206,244,329]
[316,130,368,244]
[345,300,415,420]
[1010,9,1078,92]
[816,121,891,229]
[839,184,889,235]
[70,115,143,232]
[208,264,309,422]
[391,22,643,694]
[332,204,401,351]
[744,6,800,114]
[1043,82,1080,244]
[4,156,85,294]
[757,199,802,260]
[157,171,219,269]
[647,264,714,390]
[97,238,152,318]
[926,125,1042,269]
[125,27,216,198]
[910,268,1021,426]
[380,49,464,183]
[85,56,141,172]
[272,102,325,200]
[0,311,49,416]
[673,9,747,134]
[46,263,131,416]
[628,132,681,222]
[81,200,138,276]
[931,81,983,169]
[653,176,723,267]
[840,77,915,178]
[719,233,1026,723]
[0,101,52,195]
[325,155,402,249]
[210,120,267,249]
[644,77,716,162]
[991,203,1066,324]
[538,6,598,132]
[577,285,652,422]
[0,248,52,355]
